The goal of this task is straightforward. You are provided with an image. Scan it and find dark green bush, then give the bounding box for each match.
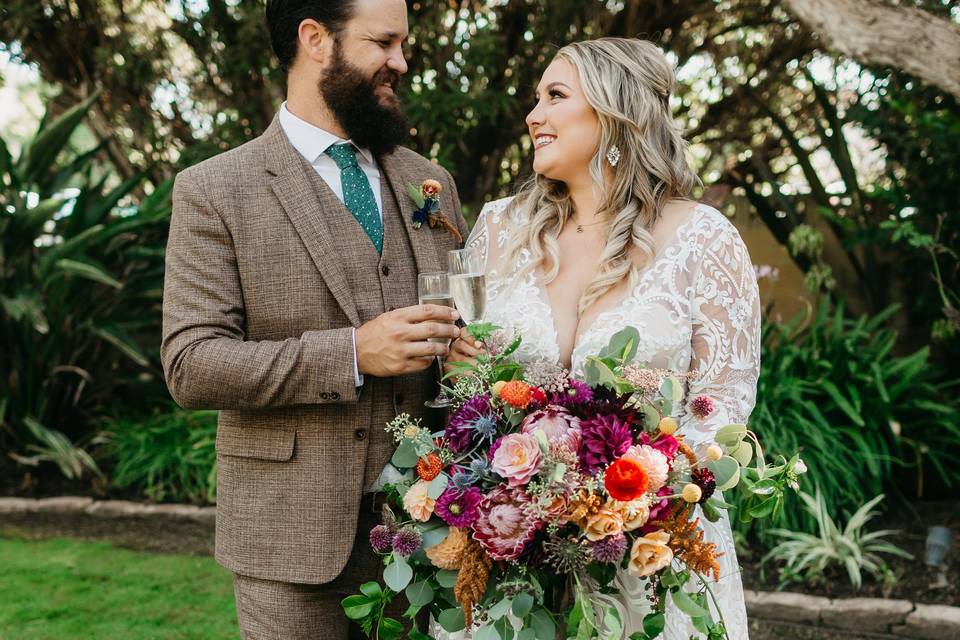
[104,409,217,504]
[736,300,960,537]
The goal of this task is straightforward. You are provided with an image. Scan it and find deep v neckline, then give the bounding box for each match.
[537,206,704,369]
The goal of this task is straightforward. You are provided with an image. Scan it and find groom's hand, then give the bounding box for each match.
[355,305,461,377]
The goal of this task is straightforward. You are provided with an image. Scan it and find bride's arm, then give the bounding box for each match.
[679,218,762,451]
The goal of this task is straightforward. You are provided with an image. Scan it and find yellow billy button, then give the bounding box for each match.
[682,483,703,503]
[706,445,724,461]
[658,417,678,436]
[491,380,507,398]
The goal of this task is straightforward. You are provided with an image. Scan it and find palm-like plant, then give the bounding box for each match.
[0,92,172,478]
[762,490,912,590]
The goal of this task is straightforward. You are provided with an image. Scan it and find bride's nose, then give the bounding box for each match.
[526,101,545,128]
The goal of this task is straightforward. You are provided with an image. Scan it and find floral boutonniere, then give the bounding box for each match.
[408,179,462,243]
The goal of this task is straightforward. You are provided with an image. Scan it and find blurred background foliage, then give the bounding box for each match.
[1,1,958,550]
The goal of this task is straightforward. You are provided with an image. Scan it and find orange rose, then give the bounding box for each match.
[421,179,442,198]
[628,530,674,577]
[604,458,649,502]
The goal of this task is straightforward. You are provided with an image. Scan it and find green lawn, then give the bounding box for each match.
[0,536,237,639]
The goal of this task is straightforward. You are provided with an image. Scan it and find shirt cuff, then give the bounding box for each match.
[352,327,364,387]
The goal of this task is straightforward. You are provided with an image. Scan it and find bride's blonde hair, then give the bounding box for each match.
[506,38,699,314]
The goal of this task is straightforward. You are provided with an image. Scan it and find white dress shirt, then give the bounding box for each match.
[277,102,383,387]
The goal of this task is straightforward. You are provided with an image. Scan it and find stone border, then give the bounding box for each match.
[745,590,960,640]
[0,496,215,523]
[2,498,957,639]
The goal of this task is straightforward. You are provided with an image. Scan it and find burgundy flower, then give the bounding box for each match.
[692,467,717,503]
[578,414,632,475]
[690,395,715,420]
[435,486,483,528]
[369,525,393,553]
[551,379,594,407]
[392,526,423,556]
[641,486,675,533]
[445,394,493,453]
[473,485,541,561]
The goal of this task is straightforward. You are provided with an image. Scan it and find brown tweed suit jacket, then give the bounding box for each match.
[161,117,468,584]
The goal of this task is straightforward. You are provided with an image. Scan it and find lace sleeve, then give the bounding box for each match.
[464,196,514,277]
[680,218,761,449]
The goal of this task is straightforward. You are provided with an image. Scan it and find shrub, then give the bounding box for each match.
[104,408,217,505]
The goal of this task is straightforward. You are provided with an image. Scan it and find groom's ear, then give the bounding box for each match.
[296,18,334,67]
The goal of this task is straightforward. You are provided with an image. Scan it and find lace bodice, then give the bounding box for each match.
[435,196,759,639]
[466,196,761,450]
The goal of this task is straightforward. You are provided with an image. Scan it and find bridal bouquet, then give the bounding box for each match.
[343,326,804,640]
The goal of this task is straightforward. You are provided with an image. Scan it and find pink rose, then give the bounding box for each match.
[491,433,543,486]
[521,405,581,451]
[623,445,670,491]
[473,485,541,560]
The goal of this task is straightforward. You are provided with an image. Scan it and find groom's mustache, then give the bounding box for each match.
[371,67,401,93]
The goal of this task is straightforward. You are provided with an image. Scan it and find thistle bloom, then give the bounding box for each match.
[690,395,715,420]
[445,394,492,453]
[591,532,628,564]
[392,526,423,556]
[369,525,393,553]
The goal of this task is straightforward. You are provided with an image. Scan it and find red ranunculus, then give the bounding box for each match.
[604,458,650,502]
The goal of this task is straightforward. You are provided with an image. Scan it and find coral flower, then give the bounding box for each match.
[604,458,650,502]
[500,380,533,408]
[402,479,436,522]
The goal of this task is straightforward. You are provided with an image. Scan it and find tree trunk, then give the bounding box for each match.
[783,0,960,100]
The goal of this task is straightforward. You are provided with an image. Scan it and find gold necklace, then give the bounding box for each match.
[573,218,606,233]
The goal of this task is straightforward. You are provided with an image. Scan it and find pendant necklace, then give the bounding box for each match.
[574,219,606,233]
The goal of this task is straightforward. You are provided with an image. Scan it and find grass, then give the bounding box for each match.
[0,535,237,639]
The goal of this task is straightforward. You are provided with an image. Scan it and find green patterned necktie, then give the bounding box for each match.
[325,143,383,253]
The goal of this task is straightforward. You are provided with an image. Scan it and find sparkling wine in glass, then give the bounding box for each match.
[418,272,454,408]
[448,248,486,325]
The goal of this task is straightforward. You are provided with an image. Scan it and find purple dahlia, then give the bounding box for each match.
[551,379,594,407]
[578,413,632,474]
[435,486,483,528]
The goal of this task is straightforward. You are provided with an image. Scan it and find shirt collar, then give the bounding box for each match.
[278,102,375,166]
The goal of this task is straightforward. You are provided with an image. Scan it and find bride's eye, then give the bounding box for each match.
[549,90,565,102]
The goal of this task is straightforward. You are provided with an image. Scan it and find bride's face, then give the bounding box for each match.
[526,58,601,184]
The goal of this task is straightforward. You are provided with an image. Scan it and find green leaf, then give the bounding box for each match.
[435,569,458,588]
[87,322,150,367]
[715,424,747,447]
[708,456,741,491]
[408,184,426,208]
[820,380,866,427]
[642,612,665,637]
[438,608,466,632]
[494,616,515,640]
[391,440,419,468]
[405,580,434,607]
[530,608,556,640]
[731,440,753,467]
[383,554,413,592]
[473,624,500,640]
[427,473,448,499]
[584,356,619,389]
[54,258,122,289]
[488,596,512,620]
[359,581,382,599]
[512,592,534,618]
[670,589,709,618]
[19,90,101,186]
[659,376,683,403]
[599,326,640,363]
[517,629,537,640]
[701,499,721,523]
[378,617,404,640]
[341,594,374,620]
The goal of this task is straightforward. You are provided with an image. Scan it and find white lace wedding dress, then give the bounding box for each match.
[433,196,759,640]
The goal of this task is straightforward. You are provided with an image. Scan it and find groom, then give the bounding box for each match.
[161,0,467,637]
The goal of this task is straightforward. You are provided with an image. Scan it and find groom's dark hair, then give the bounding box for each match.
[266,0,357,72]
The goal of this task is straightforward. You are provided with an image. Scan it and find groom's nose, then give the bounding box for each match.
[386,46,408,76]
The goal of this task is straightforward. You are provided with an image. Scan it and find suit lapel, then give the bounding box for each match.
[378,152,443,275]
[263,118,362,327]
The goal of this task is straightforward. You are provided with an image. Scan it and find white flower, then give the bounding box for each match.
[794,458,808,475]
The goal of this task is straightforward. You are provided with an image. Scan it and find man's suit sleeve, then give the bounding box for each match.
[440,166,470,243]
[161,170,359,410]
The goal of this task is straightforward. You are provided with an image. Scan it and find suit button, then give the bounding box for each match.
[394,393,404,405]
[354,429,367,441]
[330,391,340,400]
[319,392,329,400]
[381,265,390,276]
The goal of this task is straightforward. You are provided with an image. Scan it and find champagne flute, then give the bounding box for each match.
[418,272,455,409]
[448,247,486,326]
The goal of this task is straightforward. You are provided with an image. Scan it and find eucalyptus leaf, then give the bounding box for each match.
[530,608,556,640]
[708,456,741,491]
[512,592,534,618]
[383,555,413,592]
[436,569,458,588]
[438,608,466,632]
[731,440,753,466]
[488,596,512,620]
[391,441,419,468]
[405,581,435,607]
[427,473,449,499]
[670,589,709,618]
[715,424,747,447]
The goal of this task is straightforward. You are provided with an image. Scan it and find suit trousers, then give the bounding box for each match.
[232,494,403,640]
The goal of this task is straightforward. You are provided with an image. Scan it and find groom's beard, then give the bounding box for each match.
[319,41,409,157]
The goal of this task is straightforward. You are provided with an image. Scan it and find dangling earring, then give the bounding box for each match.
[606,146,621,167]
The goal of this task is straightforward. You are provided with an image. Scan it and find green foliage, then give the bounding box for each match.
[762,491,912,590]
[0,93,172,478]
[104,409,218,504]
[0,536,236,639]
[736,299,960,537]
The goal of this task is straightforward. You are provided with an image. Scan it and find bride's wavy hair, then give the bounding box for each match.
[506,38,699,314]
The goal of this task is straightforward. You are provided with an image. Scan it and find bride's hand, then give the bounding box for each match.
[445,326,486,371]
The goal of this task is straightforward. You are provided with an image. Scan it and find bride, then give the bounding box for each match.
[444,37,759,639]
